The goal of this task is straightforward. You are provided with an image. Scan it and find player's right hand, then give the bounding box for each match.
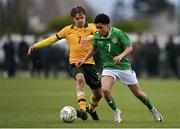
[81,36,92,47]
[27,45,36,55]
[75,61,83,68]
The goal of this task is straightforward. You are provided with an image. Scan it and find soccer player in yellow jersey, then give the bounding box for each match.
[28,6,102,121]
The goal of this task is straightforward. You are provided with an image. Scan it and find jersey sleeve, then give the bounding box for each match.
[56,26,68,39]
[118,30,132,48]
[34,35,58,48]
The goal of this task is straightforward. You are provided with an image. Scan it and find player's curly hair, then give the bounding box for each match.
[94,13,110,24]
[71,6,86,17]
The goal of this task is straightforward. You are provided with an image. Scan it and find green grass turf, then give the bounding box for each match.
[0,77,180,128]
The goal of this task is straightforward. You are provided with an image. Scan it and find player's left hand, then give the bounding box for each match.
[113,55,123,64]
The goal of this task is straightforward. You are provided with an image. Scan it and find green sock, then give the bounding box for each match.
[142,98,153,110]
[107,99,117,111]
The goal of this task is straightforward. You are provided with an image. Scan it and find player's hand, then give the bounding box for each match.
[113,55,123,64]
[27,45,36,55]
[81,37,91,47]
[75,61,83,68]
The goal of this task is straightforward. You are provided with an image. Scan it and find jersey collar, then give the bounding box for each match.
[70,22,88,29]
[107,27,112,38]
[100,26,112,39]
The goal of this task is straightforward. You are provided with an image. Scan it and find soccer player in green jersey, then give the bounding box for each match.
[76,13,163,123]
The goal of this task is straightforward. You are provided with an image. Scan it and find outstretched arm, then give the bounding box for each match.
[27,35,59,55]
[75,48,98,67]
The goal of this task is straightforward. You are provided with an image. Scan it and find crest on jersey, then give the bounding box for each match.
[98,41,103,44]
[83,29,88,32]
[112,38,118,44]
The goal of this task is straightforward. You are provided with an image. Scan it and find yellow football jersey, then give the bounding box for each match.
[56,23,97,64]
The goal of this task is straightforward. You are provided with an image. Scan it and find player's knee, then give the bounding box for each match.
[92,95,102,102]
[92,88,102,101]
[76,76,85,85]
[102,87,110,96]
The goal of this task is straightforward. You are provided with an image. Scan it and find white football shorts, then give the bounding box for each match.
[102,69,138,85]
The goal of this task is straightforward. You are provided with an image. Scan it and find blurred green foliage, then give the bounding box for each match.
[47,16,149,33]
[47,16,72,31]
[114,20,150,33]
[47,15,93,31]
[0,0,30,36]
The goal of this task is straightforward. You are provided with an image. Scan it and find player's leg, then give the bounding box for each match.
[89,88,102,112]
[83,64,102,120]
[117,69,154,111]
[75,73,88,120]
[69,64,87,120]
[101,75,122,123]
[128,84,163,123]
[118,69,163,123]
[128,84,153,110]
[86,88,102,120]
[75,73,87,110]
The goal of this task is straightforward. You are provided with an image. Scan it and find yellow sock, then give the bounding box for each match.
[89,95,99,112]
[77,92,86,110]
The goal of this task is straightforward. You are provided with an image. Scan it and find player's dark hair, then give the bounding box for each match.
[94,13,110,24]
[71,6,86,17]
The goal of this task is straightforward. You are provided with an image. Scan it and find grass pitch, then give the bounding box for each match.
[0,76,180,128]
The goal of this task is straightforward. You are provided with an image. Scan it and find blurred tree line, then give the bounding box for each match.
[113,0,174,33]
[0,0,30,36]
[0,0,175,36]
[0,0,94,37]
[133,0,172,14]
[47,15,93,32]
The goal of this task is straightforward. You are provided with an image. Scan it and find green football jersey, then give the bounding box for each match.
[92,27,132,70]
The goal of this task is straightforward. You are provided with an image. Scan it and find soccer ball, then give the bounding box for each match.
[60,106,77,123]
